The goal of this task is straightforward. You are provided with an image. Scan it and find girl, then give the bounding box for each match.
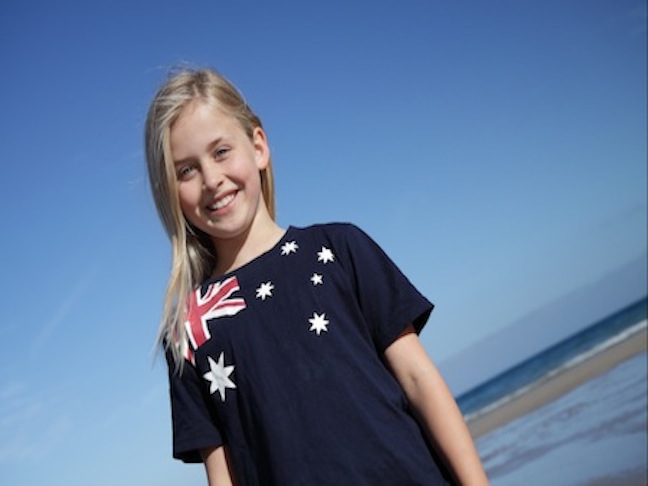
[145,68,488,485]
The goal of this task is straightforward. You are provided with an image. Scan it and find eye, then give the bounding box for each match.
[176,164,196,181]
[213,147,230,159]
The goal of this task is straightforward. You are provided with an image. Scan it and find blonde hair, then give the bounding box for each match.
[145,68,276,367]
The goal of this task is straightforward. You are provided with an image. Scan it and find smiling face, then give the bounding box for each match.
[170,100,271,247]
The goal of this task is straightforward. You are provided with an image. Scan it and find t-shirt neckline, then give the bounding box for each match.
[203,225,296,286]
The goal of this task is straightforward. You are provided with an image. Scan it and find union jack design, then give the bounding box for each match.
[184,276,246,363]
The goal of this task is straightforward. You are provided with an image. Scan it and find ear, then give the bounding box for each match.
[252,127,270,170]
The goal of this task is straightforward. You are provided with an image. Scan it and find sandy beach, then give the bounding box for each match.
[467,324,648,439]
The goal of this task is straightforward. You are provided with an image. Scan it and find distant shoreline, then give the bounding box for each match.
[467,322,648,439]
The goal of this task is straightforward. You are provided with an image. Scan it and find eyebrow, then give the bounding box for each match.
[173,136,225,166]
[206,136,224,154]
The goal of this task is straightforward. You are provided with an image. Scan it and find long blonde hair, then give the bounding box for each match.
[145,68,276,366]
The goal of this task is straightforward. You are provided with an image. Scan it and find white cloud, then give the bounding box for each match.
[0,381,71,463]
[30,269,97,359]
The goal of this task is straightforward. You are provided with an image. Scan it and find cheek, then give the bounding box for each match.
[177,183,201,213]
[242,158,264,190]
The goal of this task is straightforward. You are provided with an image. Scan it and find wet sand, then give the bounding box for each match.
[467,324,648,439]
[584,467,648,486]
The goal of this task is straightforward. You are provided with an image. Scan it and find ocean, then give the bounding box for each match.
[457,296,648,484]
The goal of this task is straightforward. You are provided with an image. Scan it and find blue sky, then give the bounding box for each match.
[0,1,645,484]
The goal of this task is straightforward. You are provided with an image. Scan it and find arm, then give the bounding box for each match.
[201,446,234,486]
[384,325,489,485]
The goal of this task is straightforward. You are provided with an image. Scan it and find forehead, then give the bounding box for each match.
[169,100,241,159]
[172,99,229,133]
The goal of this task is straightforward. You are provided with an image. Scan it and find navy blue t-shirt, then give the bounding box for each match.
[166,223,450,484]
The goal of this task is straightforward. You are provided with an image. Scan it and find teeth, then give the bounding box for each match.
[208,193,235,210]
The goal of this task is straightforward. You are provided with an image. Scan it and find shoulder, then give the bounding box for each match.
[294,222,368,241]
[291,222,380,262]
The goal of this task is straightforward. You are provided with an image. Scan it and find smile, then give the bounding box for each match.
[207,192,236,211]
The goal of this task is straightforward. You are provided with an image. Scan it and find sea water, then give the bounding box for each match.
[457,297,648,484]
[476,352,647,484]
[457,297,647,421]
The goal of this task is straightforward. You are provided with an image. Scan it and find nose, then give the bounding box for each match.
[202,162,223,191]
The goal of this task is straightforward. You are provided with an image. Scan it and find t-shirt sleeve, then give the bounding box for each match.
[165,349,223,463]
[342,224,434,352]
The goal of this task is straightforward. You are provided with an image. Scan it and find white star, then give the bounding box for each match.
[308,312,329,335]
[203,352,236,401]
[281,241,299,255]
[311,273,323,285]
[317,246,335,264]
[256,281,274,300]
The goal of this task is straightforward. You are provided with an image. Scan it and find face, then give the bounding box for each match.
[169,100,270,246]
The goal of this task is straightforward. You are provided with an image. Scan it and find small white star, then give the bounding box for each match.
[256,281,274,300]
[203,352,236,401]
[317,246,335,264]
[308,312,329,335]
[310,273,323,285]
[281,241,299,255]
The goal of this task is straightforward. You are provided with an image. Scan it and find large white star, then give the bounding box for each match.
[203,352,236,401]
[308,312,329,335]
[310,273,323,285]
[281,241,299,255]
[317,246,335,264]
[256,281,274,300]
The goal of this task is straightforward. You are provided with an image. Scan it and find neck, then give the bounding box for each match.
[211,216,285,277]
